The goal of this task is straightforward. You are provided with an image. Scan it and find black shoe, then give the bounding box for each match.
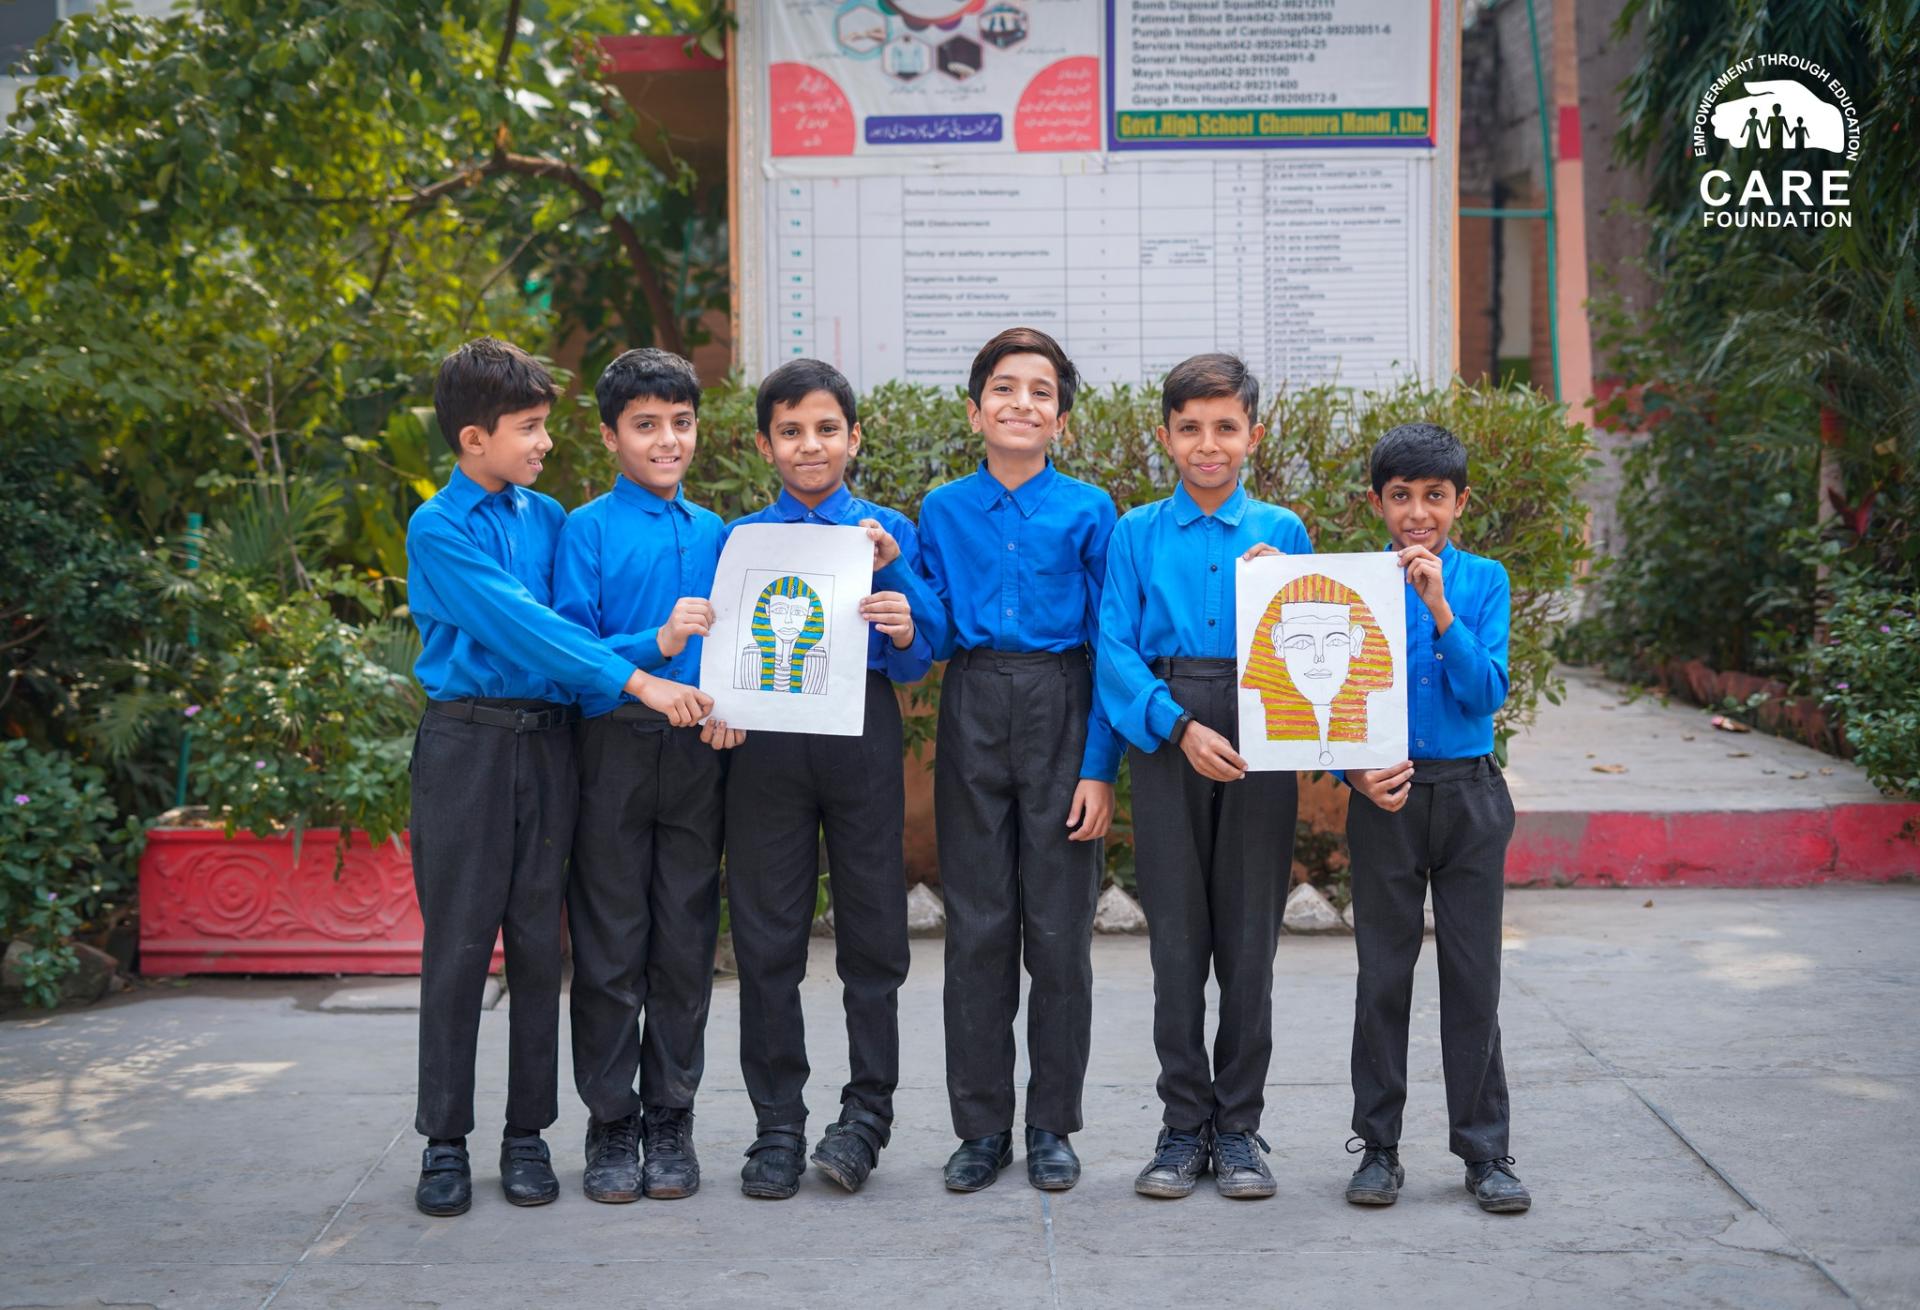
[582,1114,641,1204]
[741,1124,807,1200]
[1211,1128,1275,1199]
[499,1134,559,1207]
[642,1106,700,1199]
[1344,1136,1404,1206]
[811,1119,884,1193]
[415,1141,472,1217]
[1133,1123,1212,1199]
[1025,1127,1081,1192]
[1465,1156,1532,1213]
[944,1132,1013,1192]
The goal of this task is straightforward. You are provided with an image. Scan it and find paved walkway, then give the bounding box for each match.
[4,888,1917,1309]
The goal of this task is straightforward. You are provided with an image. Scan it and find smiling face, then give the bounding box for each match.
[604,394,697,498]
[1274,602,1363,707]
[461,403,554,491]
[1370,475,1468,551]
[765,593,811,643]
[968,351,1065,460]
[1157,396,1263,506]
[756,389,859,505]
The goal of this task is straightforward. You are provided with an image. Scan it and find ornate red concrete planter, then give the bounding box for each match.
[138,812,474,975]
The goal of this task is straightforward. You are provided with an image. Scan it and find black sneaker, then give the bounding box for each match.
[1344,1136,1404,1206]
[1211,1128,1275,1199]
[1133,1123,1212,1199]
[499,1134,559,1207]
[415,1141,471,1217]
[741,1124,807,1200]
[582,1115,641,1204]
[642,1106,700,1199]
[811,1119,884,1193]
[1465,1156,1532,1213]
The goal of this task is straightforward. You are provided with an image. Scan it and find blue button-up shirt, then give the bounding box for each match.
[918,460,1122,781]
[552,476,727,719]
[726,485,940,684]
[406,466,634,703]
[1096,483,1314,752]
[1400,540,1511,759]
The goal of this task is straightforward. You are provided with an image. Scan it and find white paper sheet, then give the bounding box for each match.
[700,523,876,736]
[1234,552,1409,771]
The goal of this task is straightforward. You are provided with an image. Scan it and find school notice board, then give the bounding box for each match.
[733,0,1458,393]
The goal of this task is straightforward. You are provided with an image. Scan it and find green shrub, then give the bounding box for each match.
[1815,575,1920,798]
[0,740,139,1007]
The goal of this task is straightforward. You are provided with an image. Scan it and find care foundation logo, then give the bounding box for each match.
[1691,54,1860,230]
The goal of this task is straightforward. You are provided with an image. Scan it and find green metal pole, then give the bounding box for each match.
[1523,0,1562,401]
[172,512,203,810]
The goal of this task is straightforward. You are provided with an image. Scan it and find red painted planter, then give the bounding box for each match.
[138,821,498,975]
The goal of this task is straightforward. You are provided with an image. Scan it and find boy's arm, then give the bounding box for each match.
[1435,561,1511,716]
[551,512,671,673]
[1095,519,1183,753]
[913,501,962,664]
[408,518,635,701]
[1077,496,1123,782]
[876,515,938,684]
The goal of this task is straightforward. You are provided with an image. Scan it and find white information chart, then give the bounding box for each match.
[767,154,1432,390]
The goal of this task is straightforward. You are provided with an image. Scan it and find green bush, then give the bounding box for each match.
[0,740,140,1007]
[1814,575,1920,798]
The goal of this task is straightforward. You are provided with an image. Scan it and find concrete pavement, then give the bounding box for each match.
[4,888,1918,1309]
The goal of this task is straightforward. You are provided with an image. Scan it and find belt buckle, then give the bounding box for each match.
[513,707,534,734]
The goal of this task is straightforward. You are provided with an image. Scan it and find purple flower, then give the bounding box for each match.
[184,705,200,718]
[1881,625,1893,634]
[1835,681,1850,690]
[254,760,267,770]
[11,794,28,805]
[45,891,57,903]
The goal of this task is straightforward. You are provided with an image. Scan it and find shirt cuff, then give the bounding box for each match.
[1144,687,1185,746]
[1434,617,1479,664]
[595,653,638,703]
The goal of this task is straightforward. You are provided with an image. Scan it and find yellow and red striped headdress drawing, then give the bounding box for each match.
[1239,573,1394,743]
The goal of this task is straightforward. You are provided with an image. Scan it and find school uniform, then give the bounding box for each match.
[406,466,641,1141]
[551,476,727,1127]
[1345,541,1515,1161]
[918,460,1120,1140]
[723,485,945,1144]
[1095,482,1312,1135]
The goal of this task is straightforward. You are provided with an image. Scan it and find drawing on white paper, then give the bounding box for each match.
[736,573,832,695]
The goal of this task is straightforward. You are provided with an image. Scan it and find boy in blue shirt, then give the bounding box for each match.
[1096,353,1312,1201]
[1339,422,1529,1215]
[405,338,710,1217]
[552,348,739,1206]
[918,327,1118,1194]
[725,358,947,1199]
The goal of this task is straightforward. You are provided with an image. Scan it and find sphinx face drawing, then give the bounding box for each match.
[1273,602,1365,709]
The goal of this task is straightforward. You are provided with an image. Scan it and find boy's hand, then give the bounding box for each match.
[1065,779,1115,841]
[657,597,716,658]
[1179,722,1247,782]
[1397,546,1454,634]
[1241,543,1285,562]
[1350,761,1414,812]
[699,718,745,750]
[859,517,901,570]
[629,671,712,728]
[860,590,916,649]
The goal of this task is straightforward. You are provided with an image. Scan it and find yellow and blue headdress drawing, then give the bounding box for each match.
[747,575,827,694]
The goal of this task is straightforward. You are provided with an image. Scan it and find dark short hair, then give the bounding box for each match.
[596,347,701,427]
[967,326,1081,415]
[1161,353,1259,425]
[433,338,558,454]
[1369,422,1470,492]
[755,358,857,434]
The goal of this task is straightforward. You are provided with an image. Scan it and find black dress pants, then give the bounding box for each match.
[1346,754,1515,1161]
[568,707,726,1126]
[409,703,576,1140]
[725,672,910,1140]
[1127,658,1297,1134]
[937,648,1101,1140]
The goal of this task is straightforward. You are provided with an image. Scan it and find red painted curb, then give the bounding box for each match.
[1508,804,1920,887]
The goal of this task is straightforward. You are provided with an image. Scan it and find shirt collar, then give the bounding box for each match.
[976,458,1059,519]
[614,474,686,516]
[1171,480,1247,527]
[774,483,854,524]
[444,464,521,515]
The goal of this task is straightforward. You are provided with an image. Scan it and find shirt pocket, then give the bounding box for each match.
[1027,567,1090,645]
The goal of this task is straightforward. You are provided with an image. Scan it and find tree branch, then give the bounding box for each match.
[495,0,523,87]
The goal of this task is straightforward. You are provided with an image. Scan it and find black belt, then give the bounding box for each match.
[1410,755,1498,784]
[608,703,670,725]
[951,646,1089,673]
[428,698,579,733]
[1149,657,1237,679]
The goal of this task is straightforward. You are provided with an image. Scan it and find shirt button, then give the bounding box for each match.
[1004,608,1014,617]
[1436,653,1444,661]
[1210,564,1218,572]
[1420,676,1430,685]
[1006,542,1016,550]
[1416,738,1426,748]
[1207,618,1217,626]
